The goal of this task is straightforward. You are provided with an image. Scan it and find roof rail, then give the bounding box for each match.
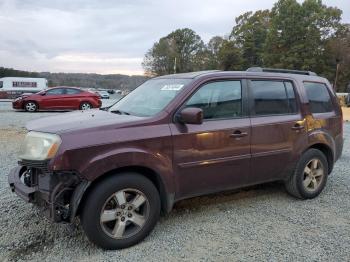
[246,67,317,76]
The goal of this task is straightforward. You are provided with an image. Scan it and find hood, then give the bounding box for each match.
[26,109,145,134]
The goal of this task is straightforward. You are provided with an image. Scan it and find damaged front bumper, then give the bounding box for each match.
[8,161,88,223]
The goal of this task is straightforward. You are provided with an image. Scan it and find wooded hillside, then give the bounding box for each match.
[0,67,147,91]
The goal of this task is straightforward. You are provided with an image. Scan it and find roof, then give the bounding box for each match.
[153,69,328,82]
[50,86,82,89]
[154,70,221,79]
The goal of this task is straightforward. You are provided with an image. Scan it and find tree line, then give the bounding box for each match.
[0,67,147,91]
[142,0,350,92]
[0,67,39,78]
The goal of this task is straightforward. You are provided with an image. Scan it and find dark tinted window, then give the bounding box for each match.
[251,80,297,115]
[285,82,297,113]
[304,82,333,113]
[46,88,65,95]
[185,81,242,119]
[66,88,81,95]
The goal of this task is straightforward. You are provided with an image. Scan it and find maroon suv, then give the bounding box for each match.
[8,68,343,249]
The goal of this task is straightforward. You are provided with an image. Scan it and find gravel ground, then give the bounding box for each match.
[0,102,349,261]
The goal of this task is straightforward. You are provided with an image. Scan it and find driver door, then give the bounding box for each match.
[40,88,66,109]
[170,80,251,199]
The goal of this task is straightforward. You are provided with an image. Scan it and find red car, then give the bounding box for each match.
[12,87,102,112]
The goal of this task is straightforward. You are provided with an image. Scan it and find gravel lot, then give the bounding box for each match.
[0,102,349,261]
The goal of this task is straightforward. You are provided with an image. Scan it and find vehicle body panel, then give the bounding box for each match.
[170,118,251,199]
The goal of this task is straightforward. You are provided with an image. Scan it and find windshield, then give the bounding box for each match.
[108,78,190,117]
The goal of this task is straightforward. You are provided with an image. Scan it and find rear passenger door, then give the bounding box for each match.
[61,88,83,109]
[248,79,307,184]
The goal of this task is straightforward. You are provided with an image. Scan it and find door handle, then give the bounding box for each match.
[291,120,305,131]
[230,130,248,138]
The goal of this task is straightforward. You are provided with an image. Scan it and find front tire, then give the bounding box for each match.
[81,173,161,250]
[285,149,328,199]
[24,101,38,112]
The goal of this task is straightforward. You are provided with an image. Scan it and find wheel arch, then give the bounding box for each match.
[307,143,334,173]
[71,165,173,222]
[23,100,39,110]
[79,101,92,109]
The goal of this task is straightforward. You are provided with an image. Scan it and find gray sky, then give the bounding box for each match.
[0,0,348,75]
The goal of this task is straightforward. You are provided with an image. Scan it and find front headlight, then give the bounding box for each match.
[19,131,62,161]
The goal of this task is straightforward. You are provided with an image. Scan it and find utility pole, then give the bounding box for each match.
[334,59,340,91]
[174,57,177,74]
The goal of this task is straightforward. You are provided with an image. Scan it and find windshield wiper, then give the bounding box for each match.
[110,109,130,115]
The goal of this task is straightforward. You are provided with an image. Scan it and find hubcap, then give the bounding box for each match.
[25,102,36,112]
[81,103,91,110]
[303,158,324,192]
[100,188,149,239]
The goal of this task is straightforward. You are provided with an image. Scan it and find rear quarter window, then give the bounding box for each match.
[303,82,333,113]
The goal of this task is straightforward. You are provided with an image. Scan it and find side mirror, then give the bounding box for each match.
[177,107,203,125]
[40,92,46,96]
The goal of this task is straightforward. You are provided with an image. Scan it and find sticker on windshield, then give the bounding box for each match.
[161,84,184,91]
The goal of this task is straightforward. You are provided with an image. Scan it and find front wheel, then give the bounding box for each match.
[285,148,328,199]
[24,101,38,112]
[81,173,161,249]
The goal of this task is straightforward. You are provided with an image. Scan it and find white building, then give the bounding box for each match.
[0,77,48,99]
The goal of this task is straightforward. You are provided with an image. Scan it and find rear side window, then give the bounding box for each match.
[304,82,333,113]
[46,88,65,95]
[66,88,81,95]
[250,80,297,116]
[185,80,242,119]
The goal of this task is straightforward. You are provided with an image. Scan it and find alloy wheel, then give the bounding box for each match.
[81,103,91,110]
[100,188,150,239]
[25,102,37,112]
[302,158,325,192]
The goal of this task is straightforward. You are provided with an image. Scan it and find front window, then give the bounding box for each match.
[109,78,190,117]
[185,80,242,119]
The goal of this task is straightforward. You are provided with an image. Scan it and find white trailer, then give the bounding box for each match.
[0,77,48,99]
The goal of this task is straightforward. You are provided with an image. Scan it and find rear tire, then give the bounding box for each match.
[24,101,38,112]
[80,173,161,250]
[285,149,328,199]
[80,102,92,110]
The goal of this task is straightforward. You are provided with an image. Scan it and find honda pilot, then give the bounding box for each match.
[8,68,343,249]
